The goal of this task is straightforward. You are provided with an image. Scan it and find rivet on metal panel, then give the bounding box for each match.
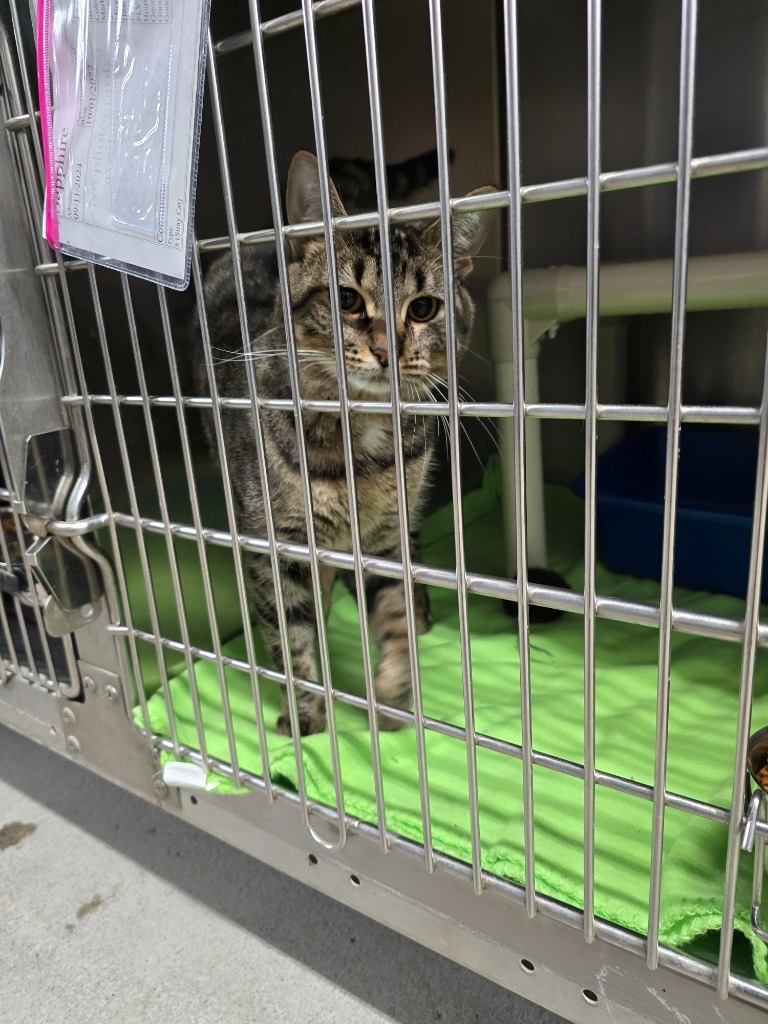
[61,707,76,724]
[154,779,169,799]
[66,736,81,754]
[104,685,118,702]
[82,675,96,692]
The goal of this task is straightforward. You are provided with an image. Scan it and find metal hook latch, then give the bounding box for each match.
[742,788,768,943]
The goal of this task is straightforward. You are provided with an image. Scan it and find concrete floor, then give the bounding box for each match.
[0,725,567,1024]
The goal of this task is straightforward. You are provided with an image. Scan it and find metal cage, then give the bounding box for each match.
[2,1,768,1021]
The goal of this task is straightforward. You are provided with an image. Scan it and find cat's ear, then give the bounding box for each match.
[422,186,495,278]
[286,151,348,234]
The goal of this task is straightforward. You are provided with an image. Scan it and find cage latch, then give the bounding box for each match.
[45,512,110,538]
[24,535,104,637]
[742,789,768,942]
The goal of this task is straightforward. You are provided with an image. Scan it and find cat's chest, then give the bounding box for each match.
[354,415,393,458]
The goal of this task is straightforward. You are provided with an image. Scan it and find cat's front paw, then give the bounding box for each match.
[375,664,412,731]
[276,706,327,737]
[414,585,433,635]
[376,686,412,731]
[377,706,409,731]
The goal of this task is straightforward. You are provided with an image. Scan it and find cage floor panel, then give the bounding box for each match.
[136,466,768,982]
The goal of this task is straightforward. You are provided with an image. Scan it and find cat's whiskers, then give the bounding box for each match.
[461,348,495,368]
[426,376,492,473]
[428,372,502,461]
[410,377,449,466]
[455,380,502,458]
[206,327,283,365]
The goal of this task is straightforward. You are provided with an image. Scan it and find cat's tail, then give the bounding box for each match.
[328,148,455,211]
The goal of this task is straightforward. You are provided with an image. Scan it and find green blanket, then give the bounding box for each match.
[138,460,768,981]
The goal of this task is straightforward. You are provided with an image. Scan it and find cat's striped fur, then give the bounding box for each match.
[198,152,491,736]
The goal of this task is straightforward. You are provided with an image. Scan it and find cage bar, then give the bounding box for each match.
[646,0,699,971]
[359,0,435,859]
[243,5,349,846]
[427,0,483,895]
[298,0,399,851]
[501,0,537,918]
[582,0,602,945]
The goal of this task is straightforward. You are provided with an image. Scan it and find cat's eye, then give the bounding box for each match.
[408,296,440,323]
[339,287,365,314]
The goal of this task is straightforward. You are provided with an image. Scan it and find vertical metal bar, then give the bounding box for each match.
[293,0,386,845]
[716,329,768,996]
[0,517,21,672]
[2,495,59,689]
[9,0,44,184]
[191,248,274,794]
[0,511,38,681]
[582,0,602,945]
[646,0,698,971]
[290,0,394,852]
[86,267,180,753]
[126,279,217,774]
[360,0,435,864]
[426,0,483,893]
[207,31,346,845]
[0,591,20,682]
[502,0,536,917]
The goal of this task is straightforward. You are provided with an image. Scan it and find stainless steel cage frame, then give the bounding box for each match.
[3,1,768,1021]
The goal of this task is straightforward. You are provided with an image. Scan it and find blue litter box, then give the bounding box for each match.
[573,426,768,600]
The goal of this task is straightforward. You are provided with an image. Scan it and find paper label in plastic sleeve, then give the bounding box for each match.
[37,0,210,289]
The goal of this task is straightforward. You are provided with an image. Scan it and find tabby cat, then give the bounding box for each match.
[199,151,492,736]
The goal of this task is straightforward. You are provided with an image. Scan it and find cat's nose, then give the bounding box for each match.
[371,345,389,367]
[370,320,390,366]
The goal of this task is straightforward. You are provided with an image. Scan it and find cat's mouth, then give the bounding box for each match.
[346,372,392,399]
[346,367,437,400]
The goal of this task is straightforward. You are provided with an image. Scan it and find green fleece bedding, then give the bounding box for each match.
[138,459,768,980]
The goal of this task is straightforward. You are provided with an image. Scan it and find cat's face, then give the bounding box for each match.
[285,152,492,399]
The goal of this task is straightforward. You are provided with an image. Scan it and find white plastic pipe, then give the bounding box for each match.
[523,250,768,323]
[486,294,554,572]
[487,250,768,580]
